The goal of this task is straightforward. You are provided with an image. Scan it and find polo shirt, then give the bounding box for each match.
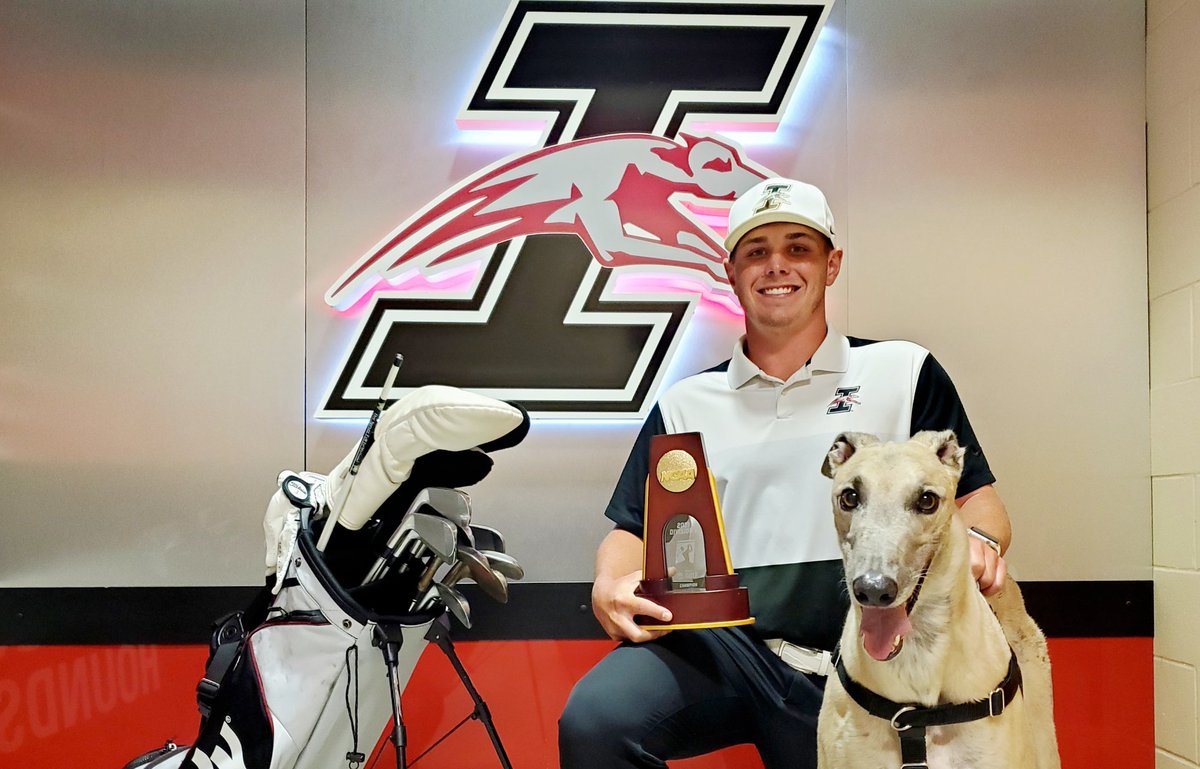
[605,328,995,651]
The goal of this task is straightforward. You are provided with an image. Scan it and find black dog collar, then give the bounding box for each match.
[834,646,1023,769]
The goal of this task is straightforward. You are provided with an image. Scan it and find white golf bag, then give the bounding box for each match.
[124,386,529,769]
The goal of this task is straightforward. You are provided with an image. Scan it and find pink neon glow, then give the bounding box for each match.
[682,201,734,219]
[679,201,732,233]
[612,273,744,318]
[687,211,731,231]
[331,263,484,318]
[687,120,780,134]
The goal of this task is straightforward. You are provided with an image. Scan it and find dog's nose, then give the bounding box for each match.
[852,573,898,607]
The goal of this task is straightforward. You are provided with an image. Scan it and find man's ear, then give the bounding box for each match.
[821,432,880,478]
[825,248,844,287]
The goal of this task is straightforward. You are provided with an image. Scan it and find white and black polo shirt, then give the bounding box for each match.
[605,328,995,651]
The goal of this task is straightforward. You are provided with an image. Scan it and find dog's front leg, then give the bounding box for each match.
[817,675,898,769]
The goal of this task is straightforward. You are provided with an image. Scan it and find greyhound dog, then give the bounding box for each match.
[817,431,1059,769]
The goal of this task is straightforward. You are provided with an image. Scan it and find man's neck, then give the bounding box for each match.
[744,320,829,381]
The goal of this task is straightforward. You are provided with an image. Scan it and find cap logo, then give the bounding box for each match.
[753,183,793,214]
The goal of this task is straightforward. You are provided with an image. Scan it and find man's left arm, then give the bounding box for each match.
[956,483,1011,596]
[911,352,1011,596]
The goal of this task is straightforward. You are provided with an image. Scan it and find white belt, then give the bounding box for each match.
[764,639,833,677]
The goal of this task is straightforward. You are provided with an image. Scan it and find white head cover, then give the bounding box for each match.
[723,177,836,253]
[325,386,525,532]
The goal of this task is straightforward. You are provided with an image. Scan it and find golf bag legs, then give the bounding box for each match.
[375,614,512,769]
[376,625,410,769]
[423,616,514,769]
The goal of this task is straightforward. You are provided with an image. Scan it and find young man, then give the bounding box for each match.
[558,178,1011,768]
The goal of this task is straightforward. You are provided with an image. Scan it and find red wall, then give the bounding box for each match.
[0,638,1152,768]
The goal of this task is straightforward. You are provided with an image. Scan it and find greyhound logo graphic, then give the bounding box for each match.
[326,133,767,310]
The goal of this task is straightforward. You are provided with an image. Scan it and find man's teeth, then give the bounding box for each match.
[762,286,795,295]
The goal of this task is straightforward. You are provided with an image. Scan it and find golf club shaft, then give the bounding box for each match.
[317,353,404,551]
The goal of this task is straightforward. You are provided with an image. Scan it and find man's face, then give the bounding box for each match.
[724,222,843,335]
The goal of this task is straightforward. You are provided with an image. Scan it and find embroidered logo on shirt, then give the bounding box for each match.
[827,386,861,414]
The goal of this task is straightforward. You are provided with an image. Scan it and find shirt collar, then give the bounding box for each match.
[726,327,849,389]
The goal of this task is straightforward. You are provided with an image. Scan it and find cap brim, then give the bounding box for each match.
[724,212,835,253]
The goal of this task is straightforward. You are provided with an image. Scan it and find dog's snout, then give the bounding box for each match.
[852,573,898,607]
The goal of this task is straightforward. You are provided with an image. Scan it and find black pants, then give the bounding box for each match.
[558,627,824,769]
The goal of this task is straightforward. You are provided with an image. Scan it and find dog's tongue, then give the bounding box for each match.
[860,606,912,661]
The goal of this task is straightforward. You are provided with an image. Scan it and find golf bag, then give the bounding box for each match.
[125,386,530,769]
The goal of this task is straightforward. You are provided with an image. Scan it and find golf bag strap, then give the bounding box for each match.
[197,612,246,719]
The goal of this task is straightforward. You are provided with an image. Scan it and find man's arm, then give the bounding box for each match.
[956,484,1011,596]
[591,528,673,643]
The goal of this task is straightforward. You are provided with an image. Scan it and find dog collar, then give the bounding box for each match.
[833,646,1024,769]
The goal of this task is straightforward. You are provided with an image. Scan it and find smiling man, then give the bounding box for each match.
[558,178,1012,769]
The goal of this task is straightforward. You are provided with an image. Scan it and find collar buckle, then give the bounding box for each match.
[890,705,917,731]
[988,687,1006,717]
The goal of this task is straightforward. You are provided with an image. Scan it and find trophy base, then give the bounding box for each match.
[634,580,754,630]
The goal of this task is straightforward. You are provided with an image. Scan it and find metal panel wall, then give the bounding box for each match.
[0,3,306,586]
[0,0,1147,588]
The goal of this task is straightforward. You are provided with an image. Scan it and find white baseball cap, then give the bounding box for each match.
[724,177,836,253]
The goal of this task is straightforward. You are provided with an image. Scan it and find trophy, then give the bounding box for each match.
[634,432,753,630]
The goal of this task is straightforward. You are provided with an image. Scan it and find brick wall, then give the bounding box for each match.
[1148,1,1200,766]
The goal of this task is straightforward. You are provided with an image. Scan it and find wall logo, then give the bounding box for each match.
[320,0,834,419]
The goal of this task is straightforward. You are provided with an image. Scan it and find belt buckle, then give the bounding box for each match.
[776,640,830,676]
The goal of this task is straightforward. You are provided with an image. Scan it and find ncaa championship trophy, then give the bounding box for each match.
[635,432,753,630]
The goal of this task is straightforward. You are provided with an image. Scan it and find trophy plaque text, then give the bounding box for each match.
[635,432,753,630]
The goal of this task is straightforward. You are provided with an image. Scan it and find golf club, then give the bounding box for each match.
[468,524,505,553]
[480,550,524,580]
[317,353,404,552]
[434,582,472,629]
[454,546,508,604]
[361,511,457,586]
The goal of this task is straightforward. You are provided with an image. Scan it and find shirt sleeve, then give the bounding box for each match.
[604,404,666,537]
[911,353,996,497]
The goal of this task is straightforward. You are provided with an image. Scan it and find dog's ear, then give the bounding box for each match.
[912,430,965,472]
[821,432,881,478]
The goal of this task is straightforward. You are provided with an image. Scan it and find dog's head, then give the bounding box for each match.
[820,430,964,661]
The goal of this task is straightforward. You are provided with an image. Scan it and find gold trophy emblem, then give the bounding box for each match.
[635,432,753,630]
[656,450,697,493]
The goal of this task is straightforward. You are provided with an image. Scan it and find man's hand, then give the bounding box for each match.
[956,484,1012,597]
[968,535,1007,596]
[592,569,673,643]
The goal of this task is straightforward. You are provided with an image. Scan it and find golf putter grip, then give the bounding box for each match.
[348,354,404,476]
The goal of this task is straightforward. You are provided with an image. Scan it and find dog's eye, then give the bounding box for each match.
[915,491,939,513]
[838,488,859,511]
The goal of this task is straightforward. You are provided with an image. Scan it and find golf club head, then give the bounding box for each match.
[436,582,472,629]
[481,550,524,581]
[417,487,472,528]
[361,512,457,586]
[457,546,508,604]
[415,561,467,612]
[468,524,505,553]
[409,512,459,563]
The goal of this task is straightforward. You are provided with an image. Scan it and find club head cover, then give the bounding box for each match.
[326,386,524,532]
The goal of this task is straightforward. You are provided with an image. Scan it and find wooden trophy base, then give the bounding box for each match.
[635,574,754,630]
